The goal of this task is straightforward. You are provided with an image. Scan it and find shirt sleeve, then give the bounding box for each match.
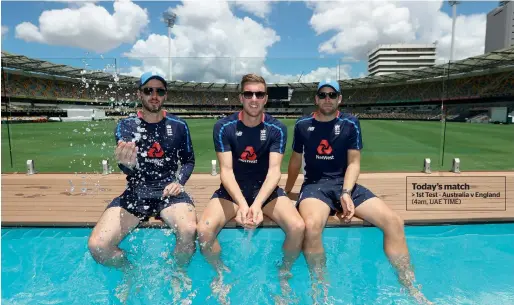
[292,120,304,154]
[178,121,195,185]
[213,121,232,152]
[268,122,287,154]
[347,117,363,150]
[114,119,135,175]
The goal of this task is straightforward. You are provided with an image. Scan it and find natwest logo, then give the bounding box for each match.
[239,146,258,163]
[316,139,334,160]
[148,142,164,158]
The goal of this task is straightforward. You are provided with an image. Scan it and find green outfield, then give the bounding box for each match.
[2,119,513,174]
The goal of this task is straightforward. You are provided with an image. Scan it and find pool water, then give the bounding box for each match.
[2,223,514,305]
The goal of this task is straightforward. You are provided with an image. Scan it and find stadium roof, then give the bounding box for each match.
[1,51,137,85]
[2,46,514,91]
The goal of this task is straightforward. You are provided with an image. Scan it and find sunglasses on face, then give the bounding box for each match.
[141,87,167,97]
[317,92,339,99]
[242,91,266,99]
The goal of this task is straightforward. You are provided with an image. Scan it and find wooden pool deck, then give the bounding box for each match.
[2,172,513,228]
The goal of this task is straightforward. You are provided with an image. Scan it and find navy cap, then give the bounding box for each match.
[139,71,167,88]
[317,80,340,93]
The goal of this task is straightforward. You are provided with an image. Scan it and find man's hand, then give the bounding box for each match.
[115,141,137,169]
[247,205,263,229]
[163,182,183,197]
[234,204,251,229]
[338,193,355,223]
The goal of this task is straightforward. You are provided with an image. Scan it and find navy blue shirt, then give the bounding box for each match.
[115,111,195,187]
[213,111,287,185]
[292,111,362,184]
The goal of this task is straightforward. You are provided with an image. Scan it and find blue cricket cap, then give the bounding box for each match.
[317,80,340,93]
[139,71,167,88]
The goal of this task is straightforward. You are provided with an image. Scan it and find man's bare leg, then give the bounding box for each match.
[355,197,432,304]
[160,202,198,267]
[262,196,305,297]
[298,198,332,303]
[88,207,140,303]
[160,202,198,302]
[197,198,238,305]
[88,207,140,269]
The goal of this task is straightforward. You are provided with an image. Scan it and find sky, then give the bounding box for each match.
[0,0,501,84]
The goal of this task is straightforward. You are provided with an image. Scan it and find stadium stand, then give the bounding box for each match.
[2,46,513,122]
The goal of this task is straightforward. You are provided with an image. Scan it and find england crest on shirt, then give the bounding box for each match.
[260,129,266,141]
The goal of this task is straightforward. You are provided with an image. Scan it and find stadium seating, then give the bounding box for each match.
[2,68,513,123]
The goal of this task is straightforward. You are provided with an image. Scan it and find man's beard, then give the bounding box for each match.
[142,100,162,113]
[317,105,337,116]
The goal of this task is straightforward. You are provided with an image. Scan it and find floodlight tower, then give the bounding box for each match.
[163,11,177,81]
[448,1,460,62]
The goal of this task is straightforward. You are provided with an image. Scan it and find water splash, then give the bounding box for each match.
[68,180,75,193]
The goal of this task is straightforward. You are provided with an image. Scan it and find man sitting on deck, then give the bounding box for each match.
[87,72,197,301]
[197,73,305,303]
[284,80,432,304]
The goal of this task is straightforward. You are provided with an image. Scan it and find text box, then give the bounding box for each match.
[406,176,506,211]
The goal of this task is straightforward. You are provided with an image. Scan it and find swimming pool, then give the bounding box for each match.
[2,223,514,305]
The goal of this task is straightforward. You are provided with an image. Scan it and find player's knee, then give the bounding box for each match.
[385,213,404,237]
[177,221,197,241]
[197,219,216,242]
[88,234,110,262]
[286,218,305,238]
[304,217,323,239]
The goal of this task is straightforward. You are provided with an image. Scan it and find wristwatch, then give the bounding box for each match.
[341,188,351,196]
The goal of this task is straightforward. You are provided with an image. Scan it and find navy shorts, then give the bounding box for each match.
[211,184,287,208]
[106,187,194,222]
[297,180,376,216]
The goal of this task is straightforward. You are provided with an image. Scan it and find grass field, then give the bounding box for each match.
[2,119,513,174]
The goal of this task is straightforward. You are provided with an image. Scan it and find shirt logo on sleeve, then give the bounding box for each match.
[316,139,334,160]
[239,146,258,163]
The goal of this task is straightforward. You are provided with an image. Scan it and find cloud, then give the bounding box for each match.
[122,1,355,83]
[14,0,149,53]
[231,0,273,19]
[123,1,280,83]
[308,0,486,63]
[2,26,8,37]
